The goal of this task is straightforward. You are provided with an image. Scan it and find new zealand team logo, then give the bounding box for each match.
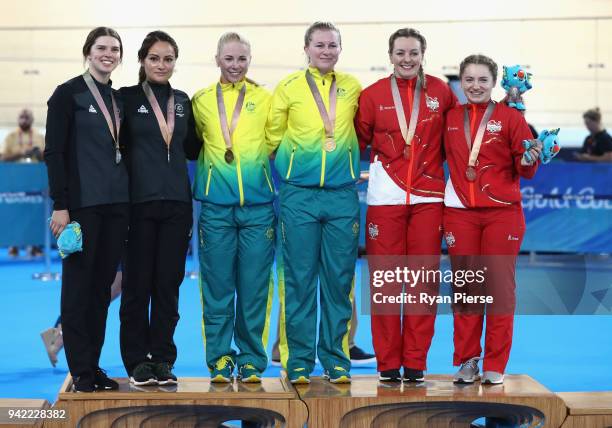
[486,120,502,133]
[368,222,379,240]
[426,96,439,112]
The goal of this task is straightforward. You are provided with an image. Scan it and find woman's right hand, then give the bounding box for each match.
[50,210,70,238]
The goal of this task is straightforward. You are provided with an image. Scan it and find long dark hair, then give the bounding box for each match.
[82,27,123,62]
[137,30,179,83]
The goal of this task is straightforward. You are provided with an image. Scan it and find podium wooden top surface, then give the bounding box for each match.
[294,374,556,400]
[57,377,295,401]
[557,391,612,415]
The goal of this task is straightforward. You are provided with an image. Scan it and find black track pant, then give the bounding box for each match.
[61,203,129,379]
[119,200,192,374]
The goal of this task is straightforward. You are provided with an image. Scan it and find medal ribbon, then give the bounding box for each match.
[82,71,121,163]
[216,82,246,155]
[463,101,495,206]
[142,81,175,163]
[391,75,422,205]
[305,70,337,146]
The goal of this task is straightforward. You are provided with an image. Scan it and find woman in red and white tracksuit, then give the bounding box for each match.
[355,28,457,383]
[443,54,541,385]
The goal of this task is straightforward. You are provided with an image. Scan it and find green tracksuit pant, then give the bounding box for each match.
[198,202,275,372]
[278,183,360,374]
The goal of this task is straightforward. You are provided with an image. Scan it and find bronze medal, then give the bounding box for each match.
[465,166,477,182]
[403,145,411,160]
[224,148,235,163]
[324,138,336,152]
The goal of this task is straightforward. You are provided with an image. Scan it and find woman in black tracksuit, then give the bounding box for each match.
[118,30,201,386]
[45,27,128,392]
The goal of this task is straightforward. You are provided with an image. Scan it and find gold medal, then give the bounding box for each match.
[224,148,235,164]
[465,166,477,182]
[324,138,336,152]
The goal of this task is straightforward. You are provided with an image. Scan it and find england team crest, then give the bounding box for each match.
[486,120,502,133]
[444,231,456,247]
[426,96,439,112]
[368,222,379,240]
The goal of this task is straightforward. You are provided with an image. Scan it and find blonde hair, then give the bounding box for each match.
[304,21,341,47]
[216,32,251,57]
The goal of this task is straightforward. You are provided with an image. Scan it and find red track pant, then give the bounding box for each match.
[366,203,443,371]
[443,204,525,374]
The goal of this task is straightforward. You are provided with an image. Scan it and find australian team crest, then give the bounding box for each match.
[368,222,379,240]
[245,101,256,112]
[486,120,502,133]
[444,231,455,247]
[425,95,439,112]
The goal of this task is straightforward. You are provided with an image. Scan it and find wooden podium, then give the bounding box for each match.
[291,374,567,427]
[44,376,307,427]
[37,375,612,427]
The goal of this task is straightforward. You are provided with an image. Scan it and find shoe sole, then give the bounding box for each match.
[453,375,480,384]
[130,377,158,386]
[290,376,310,385]
[239,375,262,383]
[350,357,377,364]
[211,375,232,383]
[270,360,282,367]
[379,377,401,382]
[158,379,178,385]
[482,378,504,385]
[328,376,351,384]
[403,377,425,383]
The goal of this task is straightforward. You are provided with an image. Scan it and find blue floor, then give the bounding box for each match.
[1,251,611,403]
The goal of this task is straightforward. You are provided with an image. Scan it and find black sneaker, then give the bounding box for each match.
[72,375,95,393]
[130,362,158,386]
[349,345,376,364]
[403,367,425,383]
[153,362,178,385]
[94,367,119,390]
[378,369,401,382]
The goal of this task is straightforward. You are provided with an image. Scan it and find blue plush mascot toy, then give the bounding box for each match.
[501,65,532,111]
[523,128,561,164]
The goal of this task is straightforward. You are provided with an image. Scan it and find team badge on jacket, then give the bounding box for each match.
[426,96,439,112]
[486,120,502,134]
[88,105,97,113]
[175,104,184,117]
[368,222,379,240]
[444,231,456,247]
[137,105,149,114]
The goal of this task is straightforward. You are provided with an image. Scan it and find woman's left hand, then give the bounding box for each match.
[521,140,543,166]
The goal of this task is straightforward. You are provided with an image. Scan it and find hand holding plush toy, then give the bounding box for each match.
[501,65,532,111]
[522,128,561,165]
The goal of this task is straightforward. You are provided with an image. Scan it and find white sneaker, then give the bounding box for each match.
[481,371,504,385]
[453,357,482,384]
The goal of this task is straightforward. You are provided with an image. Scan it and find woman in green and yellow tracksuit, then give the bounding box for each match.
[192,32,275,383]
[266,22,361,384]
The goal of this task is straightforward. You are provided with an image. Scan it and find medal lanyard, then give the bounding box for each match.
[142,81,175,163]
[305,70,337,149]
[82,71,122,164]
[463,101,495,169]
[216,82,246,163]
[390,74,421,152]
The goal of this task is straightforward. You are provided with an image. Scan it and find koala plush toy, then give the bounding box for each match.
[501,65,533,111]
